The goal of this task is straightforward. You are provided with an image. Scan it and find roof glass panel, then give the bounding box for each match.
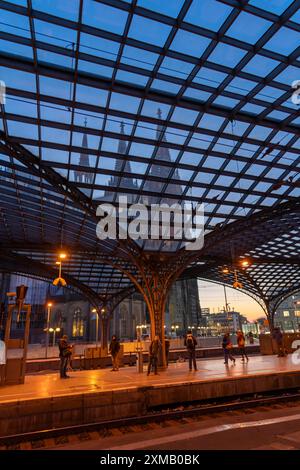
[225,77,257,94]
[32,0,80,21]
[194,67,227,87]
[170,107,198,125]
[159,56,194,79]
[151,80,181,94]
[128,15,171,46]
[110,92,141,114]
[117,70,149,87]
[0,9,31,38]
[256,86,285,102]
[274,65,300,84]
[137,0,185,17]
[170,29,211,57]
[208,43,246,67]
[82,0,128,34]
[242,55,280,76]
[78,60,113,78]
[0,66,36,92]
[291,9,300,23]
[80,33,120,59]
[249,0,293,15]
[39,76,70,100]
[184,0,232,31]
[0,39,33,59]
[184,88,212,102]
[264,27,300,56]
[34,19,77,47]
[226,11,271,44]
[121,45,159,70]
[199,113,225,131]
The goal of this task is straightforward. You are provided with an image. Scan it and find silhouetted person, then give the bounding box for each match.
[237,330,248,362]
[222,333,235,365]
[165,337,170,366]
[58,335,72,378]
[272,327,286,357]
[147,335,161,375]
[109,335,121,371]
[248,331,254,344]
[184,330,197,371]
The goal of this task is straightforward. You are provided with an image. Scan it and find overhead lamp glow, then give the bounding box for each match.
[241,259,250,268]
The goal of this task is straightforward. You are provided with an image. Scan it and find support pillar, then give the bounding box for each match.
[124,254,191,370]
[100,315,110,356]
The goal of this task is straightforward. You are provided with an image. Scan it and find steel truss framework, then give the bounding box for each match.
[0,0,300,357]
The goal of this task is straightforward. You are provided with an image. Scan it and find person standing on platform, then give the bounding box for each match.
[272,327,286,357]
[109,335,120,371]
[222,332,236,365]
[237,330,249,362]
[248,331,254,344]
[67,344,74,372]
[184,330,198,371]
[165,337,170,366]
[147,335,161,375]
[58,335,72,379]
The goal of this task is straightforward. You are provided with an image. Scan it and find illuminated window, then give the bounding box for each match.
[72,307,84,338]
[295,311,300,317]
[283,311,290,317]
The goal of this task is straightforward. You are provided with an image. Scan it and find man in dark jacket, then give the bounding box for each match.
[58,335,71,378]
[184,330,197,371]
[272,327,286,357]
[109,335,121,371]
[165,337,170,366]
[147,335,161,375]
[222,332,236,365]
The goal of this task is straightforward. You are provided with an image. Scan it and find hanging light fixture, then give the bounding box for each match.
[53,254,67,287]
[221,266,230,274]
[232,269,243,289]
[240,259,250,268]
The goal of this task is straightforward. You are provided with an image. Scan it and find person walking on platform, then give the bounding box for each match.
[184,330,197,371]
[109,335,121,371]
[272,327,286,357]
[58,335,72,378]
[165,337,170,366]
[147,335,161,375]
[222,332,235,365]
[237,330,248,362]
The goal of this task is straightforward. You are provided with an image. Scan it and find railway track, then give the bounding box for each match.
[2,389,300,450]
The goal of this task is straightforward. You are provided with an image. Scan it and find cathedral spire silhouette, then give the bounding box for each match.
[104,122,137,198]
[74,118,93,184]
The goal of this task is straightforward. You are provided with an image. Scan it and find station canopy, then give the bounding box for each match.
[0,0,299,311]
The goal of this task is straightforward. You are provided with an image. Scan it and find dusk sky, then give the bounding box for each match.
[198,280,265,321]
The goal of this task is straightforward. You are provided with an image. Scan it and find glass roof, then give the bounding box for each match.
[0,0,299,301]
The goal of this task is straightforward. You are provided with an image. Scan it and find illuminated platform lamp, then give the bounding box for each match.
[240,259,250,268]
[221,266,230,275]
[53,252,67,287]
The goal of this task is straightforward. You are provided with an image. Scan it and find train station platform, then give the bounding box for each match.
[0,355,300,438]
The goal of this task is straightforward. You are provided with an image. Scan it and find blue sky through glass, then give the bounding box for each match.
[226,11,271,44]
[184,0,232,31]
